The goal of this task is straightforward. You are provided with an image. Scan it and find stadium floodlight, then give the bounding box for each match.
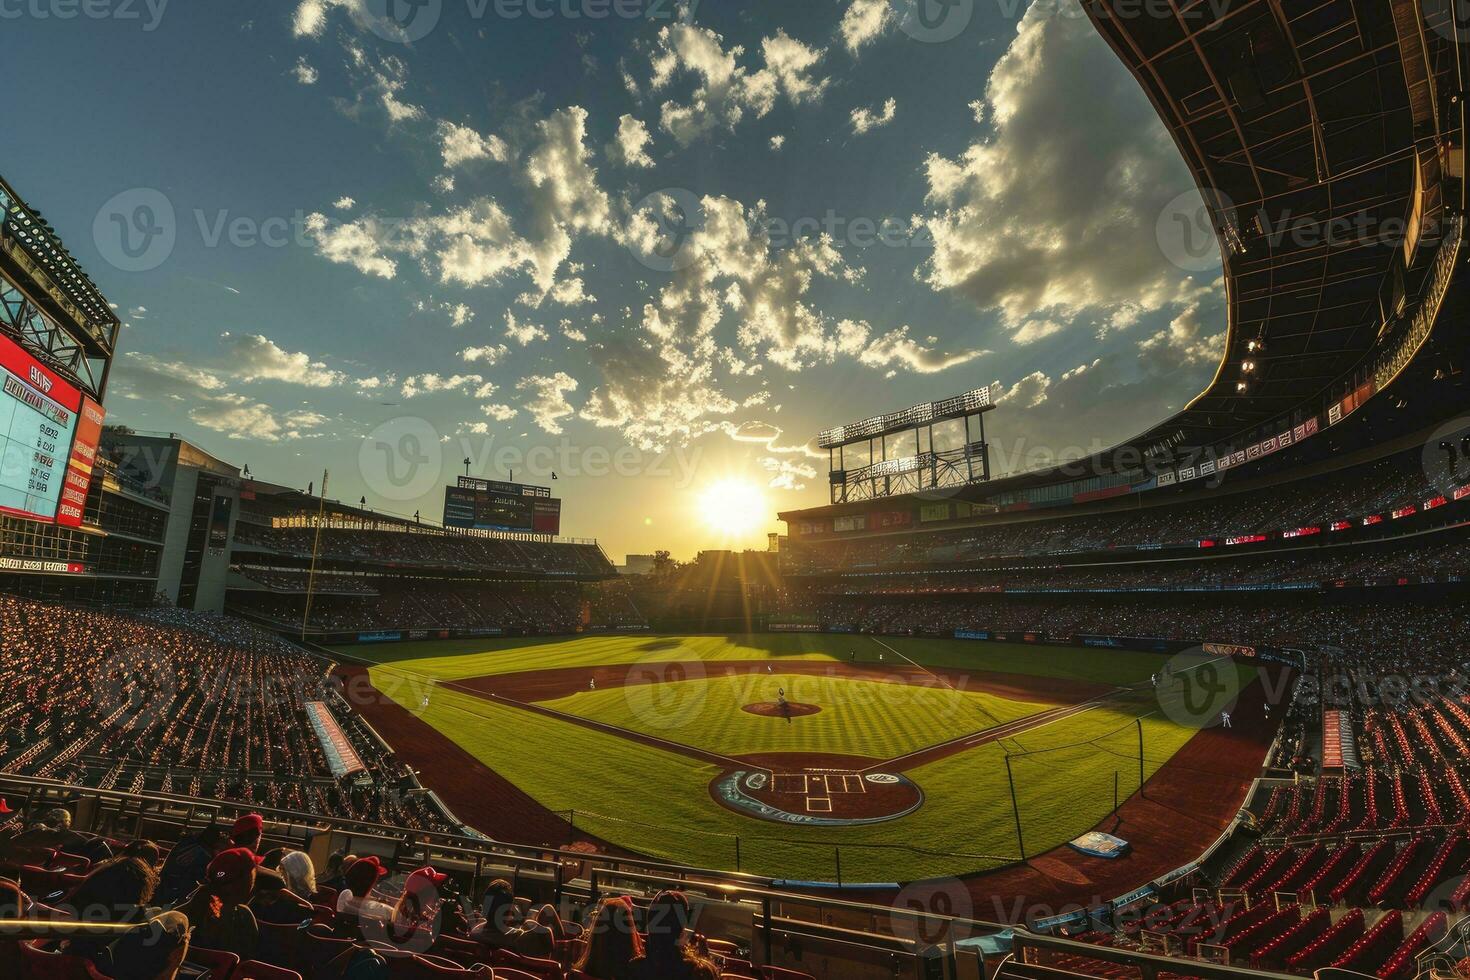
[818,386,993,450]
[820,386,997,504]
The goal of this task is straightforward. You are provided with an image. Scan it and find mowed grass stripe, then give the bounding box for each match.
[342,634,1174,689]
[536,673,1052,760]
[339,633,847,680]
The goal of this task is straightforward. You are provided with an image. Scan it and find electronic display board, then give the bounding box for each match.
[0,333,85,523]
[443,481,562,535]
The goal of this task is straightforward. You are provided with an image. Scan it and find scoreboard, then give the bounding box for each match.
[443,477,562,535]
[0,332,105,525]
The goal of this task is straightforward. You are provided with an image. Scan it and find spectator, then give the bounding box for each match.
[574,895,644,980]
[122,840,161,868]
[336,855,393,936]
[471,878,576,959]
[319,851,351,894]
[178,847,261,960]
[631,891,718,980]
[156,825,227,905]
[383,867,449,949]
[229,814,265,854]
[279,850,318,903]
[250,864,314,925]
[59,856,160,972]
[108,911,191,980]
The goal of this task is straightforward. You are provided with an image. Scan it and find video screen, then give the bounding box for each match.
[0,332,84,524]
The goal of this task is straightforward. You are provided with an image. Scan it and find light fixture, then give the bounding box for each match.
[1236,381,1249,392]
[1242,360,1256,373]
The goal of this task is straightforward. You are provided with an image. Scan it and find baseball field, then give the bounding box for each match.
[336,633,1267,884]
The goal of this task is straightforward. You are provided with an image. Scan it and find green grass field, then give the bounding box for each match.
[340,634,1254,882]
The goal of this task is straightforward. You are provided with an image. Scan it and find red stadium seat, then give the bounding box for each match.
[18,940,112,980]
[188,946,243,978]
[489,948,564,980]
[256,921,309,973]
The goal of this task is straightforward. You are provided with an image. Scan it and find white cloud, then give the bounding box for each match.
[400,373,485,399]
[462,344,509,365]
[840,0,893,53]
[608,114,655,168]
[333,196,355,210]
[855,324,987,373]
[292,57,319,85]
[520,105,614,294]
[304,104,613,304]
[916,0,1216,340]
[505,311,549,346]
[518,373,579,434]
[1139,295,1226,370]
[769,134,786,151]
[438,120,508,168]
[303,212,398,278]
[851,97,897,135]
[219,333,347,387]
[190,398,328,442]
[723,420,821,458]
[115,351,331,443]
[116,353,228,394]
[482,403,518,422]
[579,341,741,452]
[356,375,397,396]
[761,455,817,491]
[995,370,1052,409]
[291,0,329,37]
[1012,319,1064,345]
[648,24,829,146]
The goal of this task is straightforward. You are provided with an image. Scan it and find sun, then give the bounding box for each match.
[696,479,770,540]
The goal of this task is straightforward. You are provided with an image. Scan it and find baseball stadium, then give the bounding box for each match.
[2,0,1470,978]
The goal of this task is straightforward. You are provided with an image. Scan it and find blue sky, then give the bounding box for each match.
[6,0,1224,559]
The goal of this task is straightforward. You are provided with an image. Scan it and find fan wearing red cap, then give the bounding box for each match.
[229,813,264,853]
[337,855,395,932]
[379,867,452,950]
[178,847,262,961]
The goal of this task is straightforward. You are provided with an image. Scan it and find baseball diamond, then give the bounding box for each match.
[336,633,1275,884]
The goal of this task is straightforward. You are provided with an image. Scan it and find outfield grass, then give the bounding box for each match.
[356,635,1254,882]
[537,673,1053,760]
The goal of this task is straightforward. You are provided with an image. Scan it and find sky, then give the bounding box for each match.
[6,0,1225,560]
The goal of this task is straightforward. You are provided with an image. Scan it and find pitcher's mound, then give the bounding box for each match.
[742,701,822,718]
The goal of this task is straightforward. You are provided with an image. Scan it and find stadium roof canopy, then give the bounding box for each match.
[788,0,1464,518]
[1090,0,1456,457]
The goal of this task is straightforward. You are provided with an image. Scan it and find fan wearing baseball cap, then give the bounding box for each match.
[383,867,450,949]
[178,847,261,960]
[228,813,265,853]
[335,854,394,937]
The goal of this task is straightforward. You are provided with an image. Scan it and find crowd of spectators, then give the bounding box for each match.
[810,533,1470,596]
[230,581,645,634]
[234,568,378,595]
[783,449,1464,574]
[0,804,752,980]
[234,523,614,578]
[801,592,1470,659]
[0,597,453,833]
